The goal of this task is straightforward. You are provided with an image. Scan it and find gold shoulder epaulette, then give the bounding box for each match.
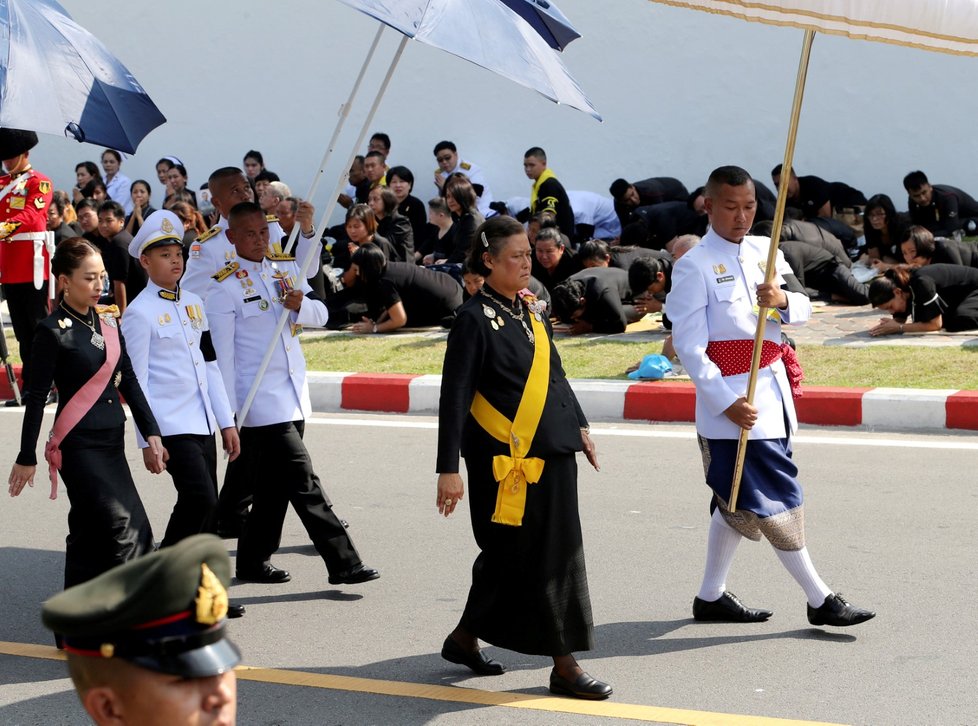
[460,161,472,170]
[95,304,121,318]
[212,261,240,282]
[265,251,295,262]
[265,214,279,223]
[196,225,221,244]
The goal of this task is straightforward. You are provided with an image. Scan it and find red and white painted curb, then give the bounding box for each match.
[307,372,978,433]
[5,365,971,432]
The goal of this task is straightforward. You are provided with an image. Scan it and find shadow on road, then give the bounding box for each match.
[588,619,857,659]
[0,547,64,648]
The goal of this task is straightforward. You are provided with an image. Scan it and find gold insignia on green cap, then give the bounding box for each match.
[195,563,228,625]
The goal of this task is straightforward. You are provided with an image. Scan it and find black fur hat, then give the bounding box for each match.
[0,128,38,159]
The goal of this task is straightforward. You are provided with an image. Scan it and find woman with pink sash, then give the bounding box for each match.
[7,238,166,590]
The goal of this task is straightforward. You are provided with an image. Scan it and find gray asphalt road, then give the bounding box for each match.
[0,409,974,726]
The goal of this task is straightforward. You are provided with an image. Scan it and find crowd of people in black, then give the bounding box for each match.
[50,133,978,338]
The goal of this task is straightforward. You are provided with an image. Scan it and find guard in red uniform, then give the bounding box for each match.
[0,129,53,404]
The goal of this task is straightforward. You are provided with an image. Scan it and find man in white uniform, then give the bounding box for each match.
[667,165,874,627]
[206,202,379,587]
[183,167,319,536]
[567,190,622,241]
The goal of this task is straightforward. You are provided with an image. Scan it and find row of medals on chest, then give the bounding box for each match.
[235,262,296,310]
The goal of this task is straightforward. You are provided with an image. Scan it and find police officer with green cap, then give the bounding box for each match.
[42,533,240,725]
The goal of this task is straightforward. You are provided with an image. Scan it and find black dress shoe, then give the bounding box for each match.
[693,592,773,622]
[227,603,246,618]
[440,636,505,676]
[236,563,291,583]
[328,563,380,585]
[549,668,613,700]
[807,593,875,627]
[3,398,22,407]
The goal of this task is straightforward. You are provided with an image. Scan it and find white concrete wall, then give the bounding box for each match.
[31,1,978,224]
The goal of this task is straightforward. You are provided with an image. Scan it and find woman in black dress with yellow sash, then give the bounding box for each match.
[436,216,611,700]
[7,238,165,590]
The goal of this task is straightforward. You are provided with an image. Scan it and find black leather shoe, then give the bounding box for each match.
[45,389,58,405]
[807,593,875,627]
[328,563,380,585]
[693,592,773,622]
[440,636,505,676]
[236,563,291,584]
[3,398,22,407]
[549,668,613,700]
[227,603,246,618]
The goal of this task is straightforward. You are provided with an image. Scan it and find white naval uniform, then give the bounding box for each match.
[182,216,312,299]
[182,218,232,300]
[121,281,235,448]
[436,158,494,218]
[666,229,811,441]
[567,190,622,239]
[205,254,328,428]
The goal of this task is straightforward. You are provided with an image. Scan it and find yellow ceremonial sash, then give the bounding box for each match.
[470,311,549,526]
[529,168,557,213]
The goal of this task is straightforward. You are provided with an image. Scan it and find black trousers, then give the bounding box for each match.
[809,261,870,306]
[216,442,253,533]
[160,433,219,548]
[60,426,155,589]
[236,420,361,574]
[946,291,978,332]
[2,281,47,388]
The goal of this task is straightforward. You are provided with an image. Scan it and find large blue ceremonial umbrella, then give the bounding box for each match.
[644,0,978,510]
[237,0,598,423]
[498,0,581,51]
[338,0,598,119]
[0,0,165,153]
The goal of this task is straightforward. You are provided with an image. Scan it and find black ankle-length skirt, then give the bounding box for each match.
[459,452,593,656]
[59,425,155,589]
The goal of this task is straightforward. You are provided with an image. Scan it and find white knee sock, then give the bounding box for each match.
[697,509,742,601]
[775,546,832,607]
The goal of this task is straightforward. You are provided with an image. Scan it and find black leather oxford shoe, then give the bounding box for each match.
[807,593,875,627]
[327,563,380,585]
[235,562,291,584]
[693,591,773,622]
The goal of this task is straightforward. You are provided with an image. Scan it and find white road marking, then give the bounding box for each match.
[303,415,978,450]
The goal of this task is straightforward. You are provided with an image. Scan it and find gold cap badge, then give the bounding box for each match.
[194,563,229,625]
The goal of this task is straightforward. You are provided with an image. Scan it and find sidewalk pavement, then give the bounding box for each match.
[4,301,977,432]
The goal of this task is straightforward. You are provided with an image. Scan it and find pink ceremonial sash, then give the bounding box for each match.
[44,322,120,500]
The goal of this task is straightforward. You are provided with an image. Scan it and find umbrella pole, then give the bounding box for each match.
[728,28,815,513]
[277,23,386,264]
[236,31,410,427]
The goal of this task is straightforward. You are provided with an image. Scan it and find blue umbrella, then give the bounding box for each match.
[0,0,165,153]
[498,0,581,50]
[337,0,600,120]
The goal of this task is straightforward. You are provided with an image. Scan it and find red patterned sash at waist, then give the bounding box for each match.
[705,339,804,398]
